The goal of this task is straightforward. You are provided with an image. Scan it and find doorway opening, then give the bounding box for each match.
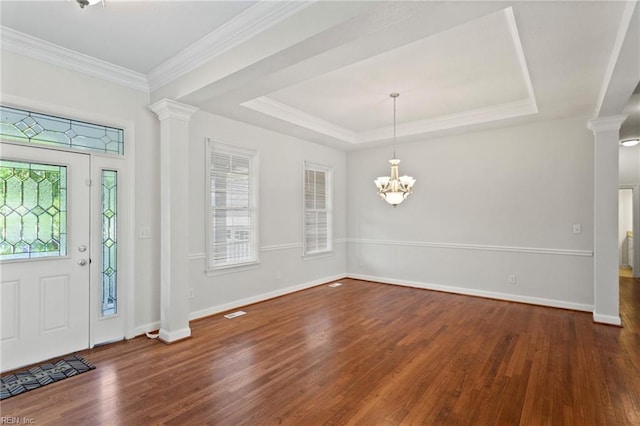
[619,188,634,278]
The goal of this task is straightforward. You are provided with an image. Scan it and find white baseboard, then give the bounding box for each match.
[188,273,346,321]
[137,273,601,334]
[347,273,594,312]
[158,327,192,343]
[593,312,622,326]
[133,321,161,338]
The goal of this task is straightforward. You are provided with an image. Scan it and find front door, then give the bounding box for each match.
[1,143,90,372]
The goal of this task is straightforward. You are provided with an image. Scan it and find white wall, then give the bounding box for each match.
[0,51,162,332]
[0,51,349,331]
[186,111,347,319]
[1,50,349,334]
[1,49,610,333]
[619,144,640,185]
[347,116,595,310]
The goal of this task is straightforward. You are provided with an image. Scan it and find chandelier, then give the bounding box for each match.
[76,0,103,8]
[374,93,416,207]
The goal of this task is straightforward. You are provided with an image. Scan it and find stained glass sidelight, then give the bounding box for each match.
[0,105,124,155]
[0,160,67,260]
[101,170,117,317]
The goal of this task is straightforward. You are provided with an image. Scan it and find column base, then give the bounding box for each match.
[158,327,192,344]
[593,312,622,326]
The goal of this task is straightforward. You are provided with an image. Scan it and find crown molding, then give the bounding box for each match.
[1,26,149,93]
[245,95,538,145]
[0,1,313,94]
[359,98,538,143]
[242,96,357,143]
[147,1,314,92]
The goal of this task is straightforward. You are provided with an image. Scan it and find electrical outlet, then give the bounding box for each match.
[188,288,194,298]
[508,275,517,284]
[572,224,582,234]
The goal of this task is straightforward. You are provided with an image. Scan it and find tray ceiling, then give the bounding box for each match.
[0,1,635,150]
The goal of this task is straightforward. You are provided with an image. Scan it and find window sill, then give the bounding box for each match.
[302,251,334,261]
[206,261,260,276]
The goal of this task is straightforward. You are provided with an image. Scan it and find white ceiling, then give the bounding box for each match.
[0,0,257,74]
[1,0,637,150]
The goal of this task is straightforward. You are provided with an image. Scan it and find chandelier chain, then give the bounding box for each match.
[391,92,399,158]
[393,94,397,158]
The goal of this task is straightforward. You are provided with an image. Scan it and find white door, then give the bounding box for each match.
[0,143,90,372]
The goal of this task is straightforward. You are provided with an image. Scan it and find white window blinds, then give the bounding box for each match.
[207,141,258,270]
[304,162,332,255]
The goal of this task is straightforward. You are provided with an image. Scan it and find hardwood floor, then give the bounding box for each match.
[620,266,633,278]
[2,278,639,425]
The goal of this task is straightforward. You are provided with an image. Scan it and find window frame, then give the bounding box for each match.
[0,159,68,261]
[302,161,333,257]
[205,139,259,273]
[100,169,118,317]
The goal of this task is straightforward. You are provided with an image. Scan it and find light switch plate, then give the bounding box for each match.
[138,226,151,239]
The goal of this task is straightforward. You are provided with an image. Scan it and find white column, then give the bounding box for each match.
[150,99,199,343]
[588,115,627,325]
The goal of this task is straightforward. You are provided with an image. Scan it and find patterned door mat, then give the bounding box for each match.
[1,354,95,400]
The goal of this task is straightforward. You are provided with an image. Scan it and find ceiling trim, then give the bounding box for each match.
[359,98,538,143]
[593,1,638,118]
[242,96,357,143]
[0,26,149,93]
[504,7,537,108]
[238,6,538,145]
[146,0,314,92]
[245,96,538,145]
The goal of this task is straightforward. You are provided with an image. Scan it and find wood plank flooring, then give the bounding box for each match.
[620,266,633,278]
[2,278,639,425]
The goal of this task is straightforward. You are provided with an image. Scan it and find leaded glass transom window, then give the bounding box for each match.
[0,105,124,155]
[102,170,117,317]
[0,160,67,260]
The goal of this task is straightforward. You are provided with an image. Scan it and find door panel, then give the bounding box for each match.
[0,143,90,372]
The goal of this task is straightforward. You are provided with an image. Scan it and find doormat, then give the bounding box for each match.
[0,354,95,400]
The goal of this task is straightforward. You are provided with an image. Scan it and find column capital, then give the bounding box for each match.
[150,98,199,122]
[587,115,628,133]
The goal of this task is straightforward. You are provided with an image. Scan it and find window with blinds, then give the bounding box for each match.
[304,162,332,256]
[207,140,258,271]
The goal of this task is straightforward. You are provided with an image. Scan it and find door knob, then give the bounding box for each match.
[78,259,88,266]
